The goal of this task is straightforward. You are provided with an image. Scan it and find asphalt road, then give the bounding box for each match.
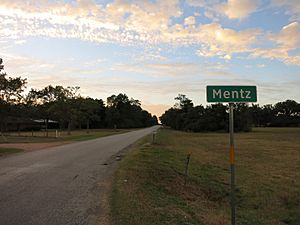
[0,126,159,225]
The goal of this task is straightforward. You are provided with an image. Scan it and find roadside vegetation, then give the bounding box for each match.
[0,58,158,135]
[0,147,23,157]
[161,94,300,132]
[0,129,132,143]
[0,129,132,156]
[110,128,300,225]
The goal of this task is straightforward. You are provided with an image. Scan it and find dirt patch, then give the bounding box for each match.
[0,142,71,152]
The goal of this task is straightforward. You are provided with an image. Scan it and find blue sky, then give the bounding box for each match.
[1,0,300,116]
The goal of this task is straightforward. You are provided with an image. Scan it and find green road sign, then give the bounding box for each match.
[206,85,257,225]
[207,85,257,103]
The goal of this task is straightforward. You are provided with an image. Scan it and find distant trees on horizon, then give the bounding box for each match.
[0,58,158,133]
[2,58,299,134]
[160,94,300,132]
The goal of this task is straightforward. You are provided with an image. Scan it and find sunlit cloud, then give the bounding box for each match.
[2,53,55,75]
[0,0,299,117]
[271,0,300,21]
[186,0,206,8]
[1,0,299,66]
[251,22,300,65]
[111,61,231,77]
[270,22,300,49]
[196,23,261,59]
[215,0,259,20]
[184,16,196,26]
[0,0,259,60]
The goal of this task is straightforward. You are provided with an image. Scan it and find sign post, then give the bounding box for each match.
[229,103,235,225]
[206,85,257,225]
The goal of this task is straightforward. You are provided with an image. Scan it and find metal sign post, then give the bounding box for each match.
[206,85,257,225]
[229,103,235,225]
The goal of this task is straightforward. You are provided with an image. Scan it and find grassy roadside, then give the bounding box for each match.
[0,129,131,144]
[0,129,132,157]
[110,128,300,225]
[0,147,23,157]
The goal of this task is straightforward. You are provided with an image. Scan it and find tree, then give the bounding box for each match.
[273,100,300,126]
[234,103,252,132]
[0,58,27,132]
[204,103,227,131]
[76,97,105,132]
[0,58,27,104]
[105,93,156,128]
[174,94,193,112]
[0,60,157,132]
[250,104,263,127]
[161,94,255,132]
[47,86,81,134]
[26,85,81,135]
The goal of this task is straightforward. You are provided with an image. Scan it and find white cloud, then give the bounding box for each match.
[186,0,206,8]
[111,61,231,78]
[270,22,300,49]
[272,0,300,21]
[204,10,216,20]
[14,40,26,45]
[1,0,300,67]
[196,23,261,59]
[0,0,182,45]
[0,0,258,49]
[251,22,300,65]
[0,0,261,63]
[184,16,196,26]
[215,0,259,20]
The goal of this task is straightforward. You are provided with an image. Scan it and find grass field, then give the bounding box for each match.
[0,129,132,156]
[110,127,300,225]
[0,147,23,156]
[0,129,131,144]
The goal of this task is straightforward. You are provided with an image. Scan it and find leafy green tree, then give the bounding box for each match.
[260,104,275,126]
[0,60,157,132]
[273,100,300,126]
[26,85,81,135]
[48,86,81,134]
[250,104,263,126]
[234,103,252,132]
[160,107,180,129]
[204,103,227,131]
[174,94,193,112]
[161,95,255,132]
[105,93,156,128]
[0,58,27,132]
[76,97,105,132]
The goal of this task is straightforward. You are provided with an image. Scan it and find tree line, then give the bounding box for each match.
[160,94,300,132]
[0,59,158,133]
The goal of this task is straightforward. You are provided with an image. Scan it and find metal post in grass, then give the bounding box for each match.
[206,85,257,225]
[229,103,235,225]
[184,153,191,186]
[152,131,157,144]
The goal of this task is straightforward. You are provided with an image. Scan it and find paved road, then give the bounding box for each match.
[0,126,159,225]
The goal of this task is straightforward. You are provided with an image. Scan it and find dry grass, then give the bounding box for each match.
[110,127,300,225]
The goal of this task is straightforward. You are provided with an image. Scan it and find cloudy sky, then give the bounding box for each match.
[1,0,300,116]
